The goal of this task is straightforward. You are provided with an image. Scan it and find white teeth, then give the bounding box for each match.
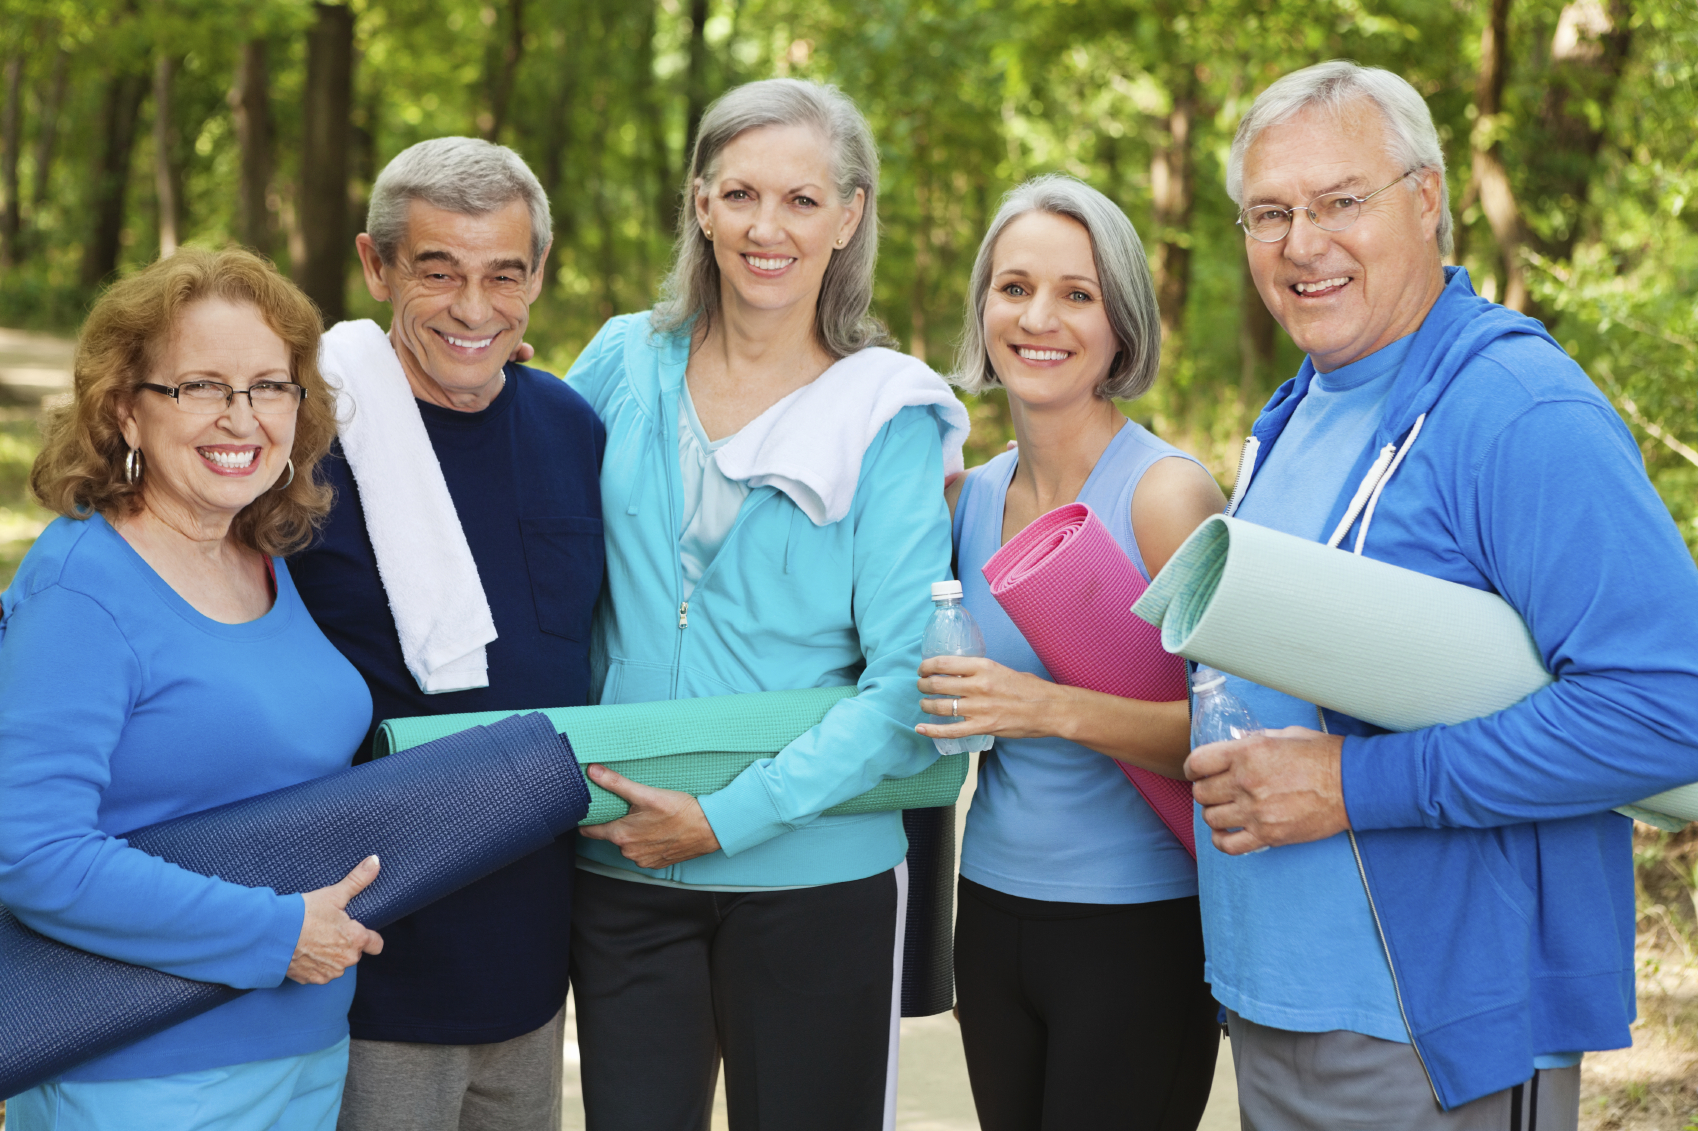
[444,334,494,349]
[1295,277,1350,293]
[1016,347,1070,361]
[744,255,794,271]
[201,449,256,469]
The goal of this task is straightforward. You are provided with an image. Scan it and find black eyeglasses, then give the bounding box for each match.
[1236,169,1419,243]
[140,380,307,415]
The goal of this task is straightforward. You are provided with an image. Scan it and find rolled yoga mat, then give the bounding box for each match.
[375,686,970,824]
[983,502,1196,857]
[0,712,588,1101]
[1131,513,1698,828]
[899,806,958,1017]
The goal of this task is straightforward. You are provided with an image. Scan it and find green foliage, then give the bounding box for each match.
[0,0,1691,533]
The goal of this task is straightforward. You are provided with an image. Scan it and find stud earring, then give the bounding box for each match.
[704,227,713,241]
[835,237,846,247]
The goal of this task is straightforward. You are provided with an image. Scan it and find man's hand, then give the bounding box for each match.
[578,766,722,869]
[1185,726,1349,855]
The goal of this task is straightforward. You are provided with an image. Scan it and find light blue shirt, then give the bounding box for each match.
[958,421,1200,903]
[677,381,750,599]
[1200,335,1413,1042]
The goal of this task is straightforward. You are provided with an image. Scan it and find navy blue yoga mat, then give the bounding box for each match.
[0,713,588,1100]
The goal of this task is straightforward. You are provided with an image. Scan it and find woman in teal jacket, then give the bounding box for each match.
[564,79,962,1131]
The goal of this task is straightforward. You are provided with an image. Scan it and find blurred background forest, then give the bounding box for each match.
[0,2,1696,1124]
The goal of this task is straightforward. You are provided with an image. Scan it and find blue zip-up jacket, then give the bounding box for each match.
[566,313,952,886]
[1229,267,1698,1107]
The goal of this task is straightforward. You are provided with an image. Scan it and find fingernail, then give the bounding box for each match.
[368,854,380,867]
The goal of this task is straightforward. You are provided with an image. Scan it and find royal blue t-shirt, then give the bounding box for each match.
[1200,335,1412,1042]
[290,362,605,1043]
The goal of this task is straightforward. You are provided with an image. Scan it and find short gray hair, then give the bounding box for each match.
[366,137,552,270]
[652,78,894,357]
[1226,60,1452,255]
[952,174,1161,401]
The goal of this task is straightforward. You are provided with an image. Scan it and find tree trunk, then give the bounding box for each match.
[299,2,354,325]
[153,54,183,258]
[1537,0,1632,260]
[683,0,710,163]
[1150,67,1196,350]
[1,57,20,267]
[482,0,525,141]
[229,39,274,257]
[1470,0,1531,311]
[31,48,69,215]
[540,22,576,252]
[81,69,148,289]
[638,0,672,241]
[1238,264,1277,405]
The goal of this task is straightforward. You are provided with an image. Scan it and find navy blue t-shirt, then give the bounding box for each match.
[290,362,605,1043]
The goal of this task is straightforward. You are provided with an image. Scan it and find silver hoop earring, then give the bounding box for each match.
[276,458,295,490]
[125,448,142,484]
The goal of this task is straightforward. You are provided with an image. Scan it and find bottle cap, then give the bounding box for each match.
[930,580,963,600]
[1191,666,1226,693]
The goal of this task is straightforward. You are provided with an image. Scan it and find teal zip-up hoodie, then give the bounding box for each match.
[566,313,953,887]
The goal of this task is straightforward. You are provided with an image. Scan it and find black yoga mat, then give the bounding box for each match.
[900,805,957,1017]
[0,713,588,1100]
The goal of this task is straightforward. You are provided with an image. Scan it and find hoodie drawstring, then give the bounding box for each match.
[1327,413,1428,554]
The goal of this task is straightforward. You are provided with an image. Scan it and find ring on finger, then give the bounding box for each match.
[953,698,960,716]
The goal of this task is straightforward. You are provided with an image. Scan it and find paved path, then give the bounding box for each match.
[0,328,73,408]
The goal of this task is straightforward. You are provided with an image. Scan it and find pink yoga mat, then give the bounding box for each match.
[983,502,1196,858]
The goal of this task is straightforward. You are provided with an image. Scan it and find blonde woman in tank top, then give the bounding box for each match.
[917,175,1226,1131]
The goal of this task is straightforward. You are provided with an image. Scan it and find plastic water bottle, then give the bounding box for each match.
[922,580,994,756]
[1190,666,1263,748]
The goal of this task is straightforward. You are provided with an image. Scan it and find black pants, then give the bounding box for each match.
[954,877,1221,1131]
[570,866,898,1131]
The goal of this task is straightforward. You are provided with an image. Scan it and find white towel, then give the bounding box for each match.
[713,347,969,526]
[318,320,498,694]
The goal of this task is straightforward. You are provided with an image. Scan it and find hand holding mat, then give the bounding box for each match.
[0,713,588,1100]
[1131,513,1698,826]
[982,502,1196,857]
[376,686,969,823]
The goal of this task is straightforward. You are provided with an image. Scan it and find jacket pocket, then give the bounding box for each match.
[519,515,605,641]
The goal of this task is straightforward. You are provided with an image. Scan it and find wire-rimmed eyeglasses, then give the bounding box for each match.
[1236,169,1419,243]
[139,380,307,415]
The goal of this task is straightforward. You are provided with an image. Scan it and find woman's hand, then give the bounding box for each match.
[916,655,1077,742]
[287,855,385,985]
[579,766,722,869]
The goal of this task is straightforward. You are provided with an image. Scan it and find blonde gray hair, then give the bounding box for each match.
[953,174,1160,400]
[1226,60,1452,255]
[652,78,893,356]
[367,137,552,269]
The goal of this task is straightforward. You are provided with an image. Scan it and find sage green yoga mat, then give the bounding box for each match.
[375,686,969,826]
[1132,514,1697,828]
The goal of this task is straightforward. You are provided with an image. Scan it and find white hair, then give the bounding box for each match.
[366,137,552,269]
[1226,60,1452,255]
[952,174,1160,401]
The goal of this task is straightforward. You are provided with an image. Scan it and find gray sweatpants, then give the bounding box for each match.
[1227,1010,1580,1131]
[335,1006,564,1131]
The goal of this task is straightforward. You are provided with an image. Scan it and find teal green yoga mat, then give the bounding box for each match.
[1132,515,1697,828]
[375,686,969,825]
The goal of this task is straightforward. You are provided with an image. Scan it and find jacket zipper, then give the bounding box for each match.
[678,601,688,628]
[1225,435,1260,517]
[1318,706,1441,1106]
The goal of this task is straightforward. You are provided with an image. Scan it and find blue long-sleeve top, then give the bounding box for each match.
[0,513,372,1081]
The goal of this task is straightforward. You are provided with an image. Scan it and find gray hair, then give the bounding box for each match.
[652,78,894,357]
[366,137,552,270]
[952,174,1161,401]
[1226,60,1452,255]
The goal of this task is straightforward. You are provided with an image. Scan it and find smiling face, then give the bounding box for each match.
[355,197,547,409]
[983,211,1121,411]
[118,298,298,530]
[1240,99,1446,372]
[695,123,864,327]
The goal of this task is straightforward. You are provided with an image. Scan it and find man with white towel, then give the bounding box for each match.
[1181,62,1698,1130]
[290,137,604,1131]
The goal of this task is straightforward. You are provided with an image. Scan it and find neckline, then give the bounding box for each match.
[1312,334,1414,394]
[415,363,519,426]
[994,416,1131,547]
[92,513,295,639]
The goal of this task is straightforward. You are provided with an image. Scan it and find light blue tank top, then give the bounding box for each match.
[955,419,1199,904]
